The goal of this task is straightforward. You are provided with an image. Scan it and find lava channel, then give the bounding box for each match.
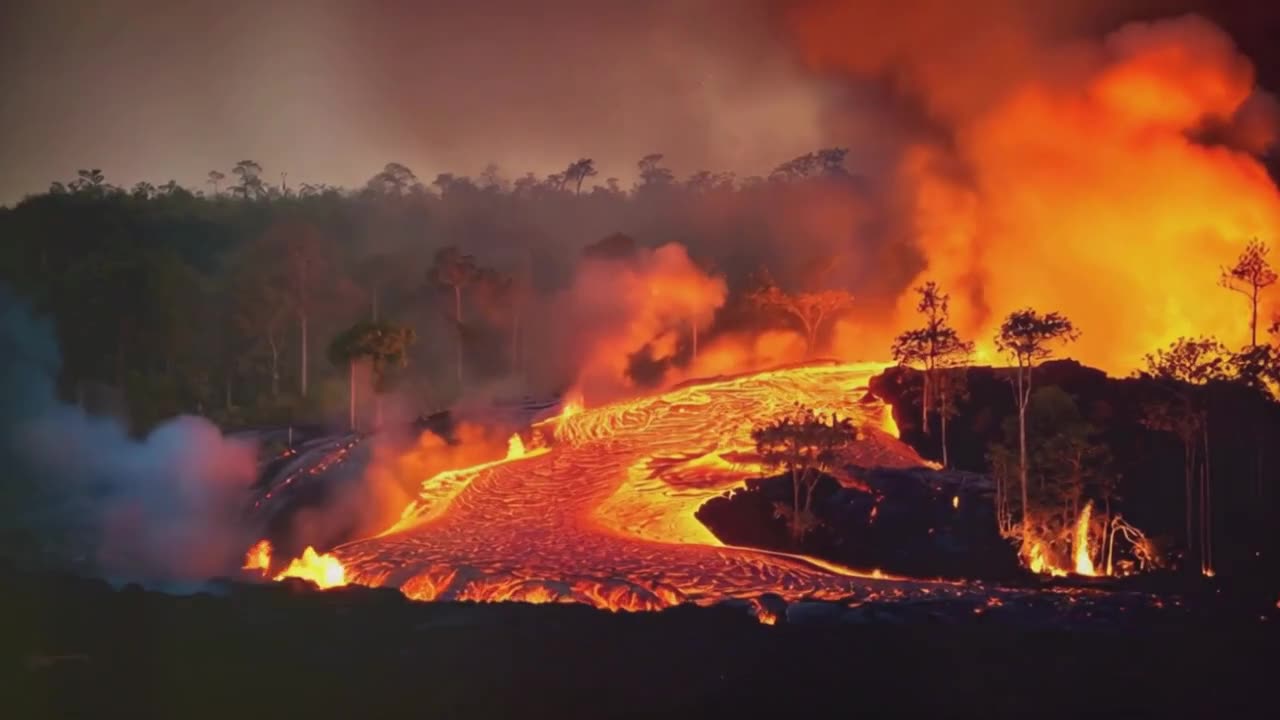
[336,362,967,611]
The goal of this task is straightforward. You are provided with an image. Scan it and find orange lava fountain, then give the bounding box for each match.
[332,362,953,612]
[1024,502,1100,578]
[1073,503,1097,577]
[242,539,349,590]
[275,546,347,589]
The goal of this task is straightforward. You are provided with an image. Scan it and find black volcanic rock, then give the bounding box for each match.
[697,467,1021,581]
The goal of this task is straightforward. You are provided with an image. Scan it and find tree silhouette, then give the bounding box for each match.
[565,158,598,195]
[231,160,266,200]
[328,321,415,431]
[753,406,857,543]
[206,170,225,196]
[891,281,974,446]
[769,148,850,182]
[366,162,420,196]
[1140,336,1229,575]
[70,168,106,194]
[1220,238,1277,347]
[748,269,853,357]
[994,308,1079,538]
[428,246,480,386]
[636,153,674,190]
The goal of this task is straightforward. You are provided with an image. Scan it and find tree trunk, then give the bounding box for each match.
[454,284,463,386]
[921,370,930,435]
[1184,439,1195,568]
[940,394,950,469]
[300,312,309,398]
[1250,287,1258,347]
[268,331,280,398]
[791,466,802,543]
[371,285,379,321]
[1102,497,1112,576]
[348,359,357,432]
[995,466,1004,534]
[1018,399,1029,532]
[1202,421,1213,575]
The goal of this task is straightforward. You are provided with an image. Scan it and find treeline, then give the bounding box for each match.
[0,150,872,431]
[885,244,1280,578]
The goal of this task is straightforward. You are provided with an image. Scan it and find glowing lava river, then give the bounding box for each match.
[325,362,996,612]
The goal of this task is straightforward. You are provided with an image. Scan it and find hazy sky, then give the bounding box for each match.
[2,0,1277,205]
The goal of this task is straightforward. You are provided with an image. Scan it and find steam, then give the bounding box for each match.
[0,290,257,583]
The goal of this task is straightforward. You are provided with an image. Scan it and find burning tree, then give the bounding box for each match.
[751,406,856,543]
[748,269,853,357]
[1220,238,1277,347]
[991,387,1112,572]
[1139,336,1229,575]
[993,309,1079,539]
[328,321,415,431]
[890,281,974,464]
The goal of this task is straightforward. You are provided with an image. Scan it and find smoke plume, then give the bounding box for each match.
[0,289,258,583]
[784,2,1280,369]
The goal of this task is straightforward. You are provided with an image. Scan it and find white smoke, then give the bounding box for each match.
[0,289,258,584]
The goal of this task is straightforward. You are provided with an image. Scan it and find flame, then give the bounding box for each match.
[506,433,527,460]
[561,394,584,419]
[786,7,1280,372]
[242,539,271,573]
[952,495,959,510]
[242,539,348,590]
[1022,502,1103,578]
[274,546,347,589]
[1073,502,1097,576]
[1026,540,1067,578]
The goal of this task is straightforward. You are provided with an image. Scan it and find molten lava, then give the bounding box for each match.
[242,539,271,573]
[335,362,948,611]
[242,539,349,590]
[1074,502,1097,577]
[275,546,348,589]
[506,432,527,460]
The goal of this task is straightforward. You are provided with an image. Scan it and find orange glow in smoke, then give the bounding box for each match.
[242,539,271,573]
[787,7,1280,373]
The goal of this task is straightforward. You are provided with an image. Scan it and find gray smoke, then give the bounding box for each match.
[0,288,258,584]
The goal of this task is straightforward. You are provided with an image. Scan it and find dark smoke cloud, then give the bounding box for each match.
[2,0,1276,205]
[0,288,258,584]
[0,0,832,204]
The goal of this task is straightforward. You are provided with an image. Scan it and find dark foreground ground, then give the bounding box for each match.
[3,569,1276,719]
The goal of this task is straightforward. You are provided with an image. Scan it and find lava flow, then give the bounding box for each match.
[242,539,348,589]
[332,362,954,611]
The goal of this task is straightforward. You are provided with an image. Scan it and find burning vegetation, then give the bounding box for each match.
[4,1,1280,628]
